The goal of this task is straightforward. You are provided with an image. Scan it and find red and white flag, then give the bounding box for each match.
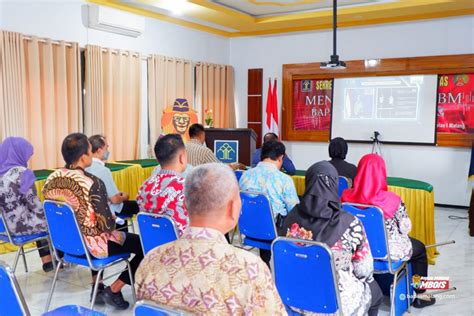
[265,79,279,137]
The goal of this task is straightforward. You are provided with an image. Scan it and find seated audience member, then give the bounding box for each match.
[280,161,382,316]
[239,140,299,265]
[135,163,286,315]
[328,137,357,183]
[185,123,242,170]
[42,133,144,310]
[341,154,435,308]
[136,134,189,235]
[151,163,193,178]
[86,135,139,231]
[0,137,55,272]
[252,132,296,175]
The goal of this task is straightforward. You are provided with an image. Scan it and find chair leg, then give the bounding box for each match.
[44,260,63,313]
[46,238,56,270]
[12,247,22,273]
[126,260,136,303]
[20,246,28,273]
[405,264,411,313]
[90,269,104,310]
[390,269,400,316]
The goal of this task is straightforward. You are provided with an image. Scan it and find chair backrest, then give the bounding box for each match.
[238,191,277,241]
[341,203,389,260]
[234,170,244,182]
[43,200,88,257]
[134,300,188,316]
[0,262,30,316]
[338,176,351,197]
[137,213,178,255]
[272,237,341,314]
[0,211,7,235]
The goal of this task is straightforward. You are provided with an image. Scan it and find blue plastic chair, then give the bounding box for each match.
[338,176,351,197]
[0,261,106,316]
[137,213,178,255]
[238,191,277,250]
[117,213,135,233]
[272,237,341,315]
[235,170,244,182]
[43,200,135,312]
[134,300,188,315]
[342,203,411,316]
[0,208,55,273]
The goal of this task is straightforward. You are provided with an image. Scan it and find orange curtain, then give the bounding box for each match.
[84,45,141,161]
[1,31,82,169]
[195,63,236,128]
[23,38,82,169]
[0,31,27,140]
[148,55,193,150]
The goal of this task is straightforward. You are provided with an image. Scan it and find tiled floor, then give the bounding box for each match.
[1,207,473,315]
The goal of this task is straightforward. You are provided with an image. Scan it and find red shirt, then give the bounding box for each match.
[136,170,188,235]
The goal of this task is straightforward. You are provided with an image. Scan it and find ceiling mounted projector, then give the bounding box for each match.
[320,54,346,69]
[321,0,346,70]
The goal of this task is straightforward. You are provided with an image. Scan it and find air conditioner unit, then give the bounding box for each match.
[88,5,145,38]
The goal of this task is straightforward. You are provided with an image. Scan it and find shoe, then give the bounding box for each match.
[90,283,105,305]
[413,297,436,308]
[102,286,130,310]
[42,260,59,272]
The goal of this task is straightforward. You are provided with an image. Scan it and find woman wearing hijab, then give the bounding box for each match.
[328,137,357,182]
[279,161,382,316]
[0,137,54,272]
[341,154,435,308]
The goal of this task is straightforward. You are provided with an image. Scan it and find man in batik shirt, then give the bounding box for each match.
[136,134,189,235]
[135,163,286,315]
[43,133,143,310]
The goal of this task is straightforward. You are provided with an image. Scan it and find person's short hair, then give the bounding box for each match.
[89,135,106,154]
[154,134,185,166]
[184,163,238,216]
[261,141,286,161]
[61,133,90,167]
[188,123,205,138]
[263,132,278,143]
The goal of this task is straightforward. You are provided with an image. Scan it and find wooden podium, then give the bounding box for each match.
[204,128,257,166]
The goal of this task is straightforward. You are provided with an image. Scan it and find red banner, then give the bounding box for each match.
[293,79,332,130]
[437,74,474,134]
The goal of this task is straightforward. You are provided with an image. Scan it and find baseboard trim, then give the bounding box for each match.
[435,203,469,210]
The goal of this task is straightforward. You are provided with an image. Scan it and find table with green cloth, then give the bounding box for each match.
[291,171,438,264]
[117,159,159,183]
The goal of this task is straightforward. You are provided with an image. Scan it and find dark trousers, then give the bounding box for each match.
[115,200,140,232]
[409,237,428,293]
[260,249,272,268]
[368,279,383,316]
[36,239,51,257]
[91,233,144,286]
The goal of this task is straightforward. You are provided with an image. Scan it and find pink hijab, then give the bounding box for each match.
[341,153,401,218]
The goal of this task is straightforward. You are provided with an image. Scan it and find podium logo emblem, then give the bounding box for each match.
[214,140,239,163]
[302,80,312,92]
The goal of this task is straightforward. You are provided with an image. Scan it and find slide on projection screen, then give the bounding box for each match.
[331,75,438,144]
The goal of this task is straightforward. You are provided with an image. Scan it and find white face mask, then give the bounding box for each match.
[102,150,110,161]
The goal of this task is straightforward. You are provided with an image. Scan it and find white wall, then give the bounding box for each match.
[230,16,474,206]
[0,0,229,64]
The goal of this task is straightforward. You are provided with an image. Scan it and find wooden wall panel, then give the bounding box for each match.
[282,54,474,147]
[248,68,263,148]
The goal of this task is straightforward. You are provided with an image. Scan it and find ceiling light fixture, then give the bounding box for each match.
[164,0,188,16]
[320,0,346,70]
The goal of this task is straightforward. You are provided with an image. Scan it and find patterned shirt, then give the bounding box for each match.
[239,162,299,216]
[185,139,220,166]
[286,218,374,316]
[42,168,125,258]
[135,227,286,315]
[0,167,47,236]
[385,202,413,261]
[136,170,188,235]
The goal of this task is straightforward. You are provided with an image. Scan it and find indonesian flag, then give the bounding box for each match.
[265,79,279,137]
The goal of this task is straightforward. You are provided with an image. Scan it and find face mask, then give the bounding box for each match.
[102,150,110,161]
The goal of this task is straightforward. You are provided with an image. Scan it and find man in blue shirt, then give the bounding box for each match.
[251,133,296,175]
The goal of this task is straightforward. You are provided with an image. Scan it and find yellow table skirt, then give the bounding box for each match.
[292,175,438,264]
[109,163,144,200]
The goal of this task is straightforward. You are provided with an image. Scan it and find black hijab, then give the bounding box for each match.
[279,161,355,246]
[329,137,348,159]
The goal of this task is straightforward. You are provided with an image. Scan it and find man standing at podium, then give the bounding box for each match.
[186,123,242,170]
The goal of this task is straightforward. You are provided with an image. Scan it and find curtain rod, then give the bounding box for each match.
[23,36,73,48]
